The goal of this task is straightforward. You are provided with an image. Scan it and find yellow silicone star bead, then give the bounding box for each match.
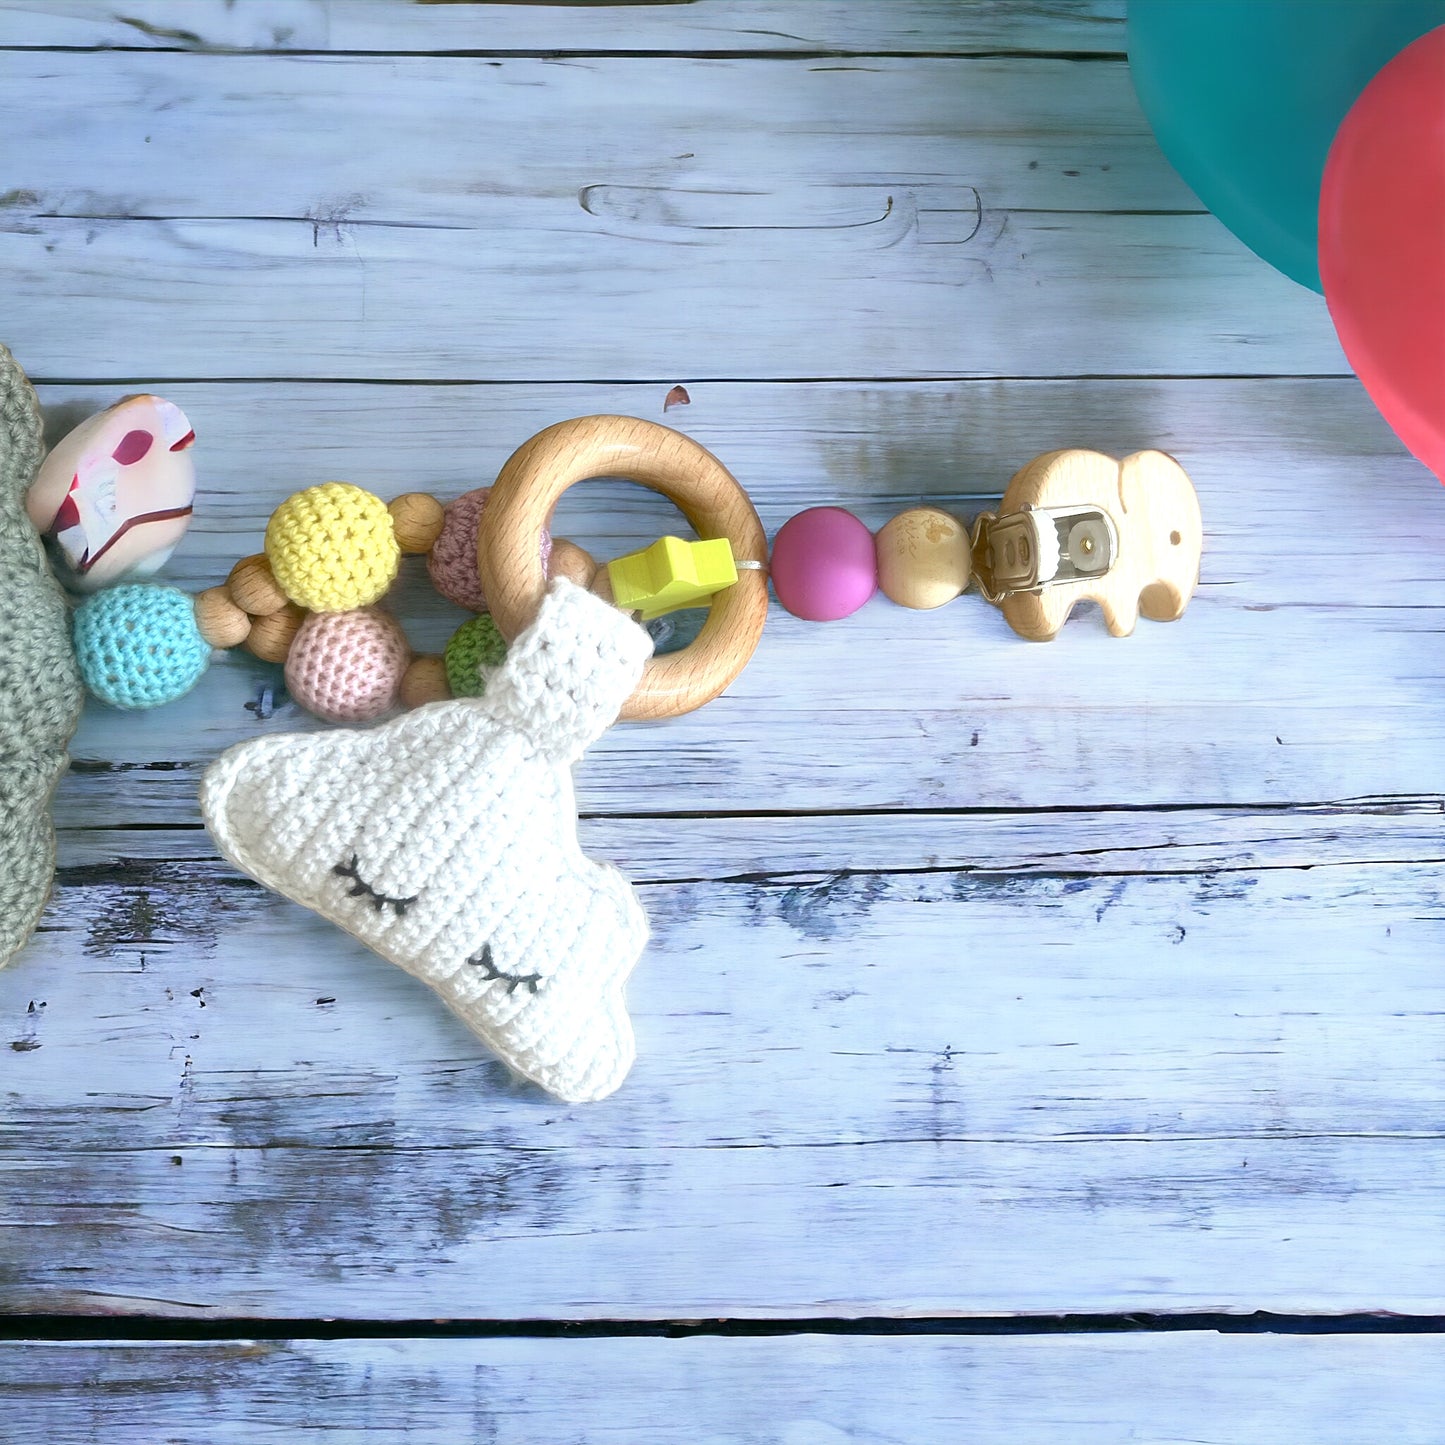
[606,536,738,620]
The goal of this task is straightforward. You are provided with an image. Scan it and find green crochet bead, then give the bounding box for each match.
[445,613,508,698]
[73,583,211,709]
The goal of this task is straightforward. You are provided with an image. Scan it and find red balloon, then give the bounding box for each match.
[1319,26,1445,482]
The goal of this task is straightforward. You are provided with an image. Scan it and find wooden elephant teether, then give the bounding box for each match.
[768,445,1202,642]
[969,449,1202,641]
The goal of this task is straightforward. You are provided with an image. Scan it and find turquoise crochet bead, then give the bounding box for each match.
[73,583,212,709]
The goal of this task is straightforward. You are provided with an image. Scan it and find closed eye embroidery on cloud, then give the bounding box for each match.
[468,942,545,996]
[332,854,418,917]
[201,578,655,1105]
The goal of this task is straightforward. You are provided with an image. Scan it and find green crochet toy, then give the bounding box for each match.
[0,344,84,968]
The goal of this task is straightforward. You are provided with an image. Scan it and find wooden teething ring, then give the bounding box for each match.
[478,415,769,722]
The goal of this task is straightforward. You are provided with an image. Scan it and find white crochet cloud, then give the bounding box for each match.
[201,580,654,1103]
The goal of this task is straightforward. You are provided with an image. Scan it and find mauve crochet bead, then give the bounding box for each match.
[427,487,551,613]
[769,507,877,621]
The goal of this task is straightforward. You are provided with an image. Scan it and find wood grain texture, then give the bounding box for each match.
[4,1335,1444,1444]
[0,1,1126,56]
[0,46,1345,381]
[2,841,1441,1316]
[0,50,1193,222]
[1,213,1343,383]
[50,802,1445,877]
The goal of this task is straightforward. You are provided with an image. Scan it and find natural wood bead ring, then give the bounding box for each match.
[479,415,768,721]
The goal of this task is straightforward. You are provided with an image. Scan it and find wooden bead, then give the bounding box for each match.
[242,602,306,663]
[194,586,252,648]
[227,553,287,616]
[389,492,446,554]
[875,507,971,610]
[547,538,598,589]
[399,654,452,708]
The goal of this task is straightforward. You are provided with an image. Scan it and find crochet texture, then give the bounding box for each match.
[202,579,655,1103]
[284,607,411,723]
[266,481,400,613]
[0,344,84,967]
[444,612,507,698]
[427,486,551,612]
[72,583,211,709]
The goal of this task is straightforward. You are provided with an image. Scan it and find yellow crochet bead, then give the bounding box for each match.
[264,482,401,613]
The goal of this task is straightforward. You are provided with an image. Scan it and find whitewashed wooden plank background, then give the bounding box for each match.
[1,0,1441,1436]
[0,47,1346,379]
[5,1335,1445,1444]
[7,849,1443,1317]
[0,1,1125,56]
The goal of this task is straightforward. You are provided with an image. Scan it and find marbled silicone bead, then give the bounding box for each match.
[769,506,877,621]
[284,607,411,723]
[27,394,196,592]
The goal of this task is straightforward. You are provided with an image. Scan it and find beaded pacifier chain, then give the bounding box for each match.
[19,397,1203,1100]
[53,413,1203,723]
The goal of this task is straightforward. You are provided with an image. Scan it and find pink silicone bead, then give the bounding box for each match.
[769,507,877,621]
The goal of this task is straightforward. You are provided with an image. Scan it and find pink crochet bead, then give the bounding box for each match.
[769,506,877,621]
[427,486,551,612]
[284,608,411,723]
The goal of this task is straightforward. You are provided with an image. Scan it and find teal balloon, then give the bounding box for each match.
[1128,0,1445,292]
